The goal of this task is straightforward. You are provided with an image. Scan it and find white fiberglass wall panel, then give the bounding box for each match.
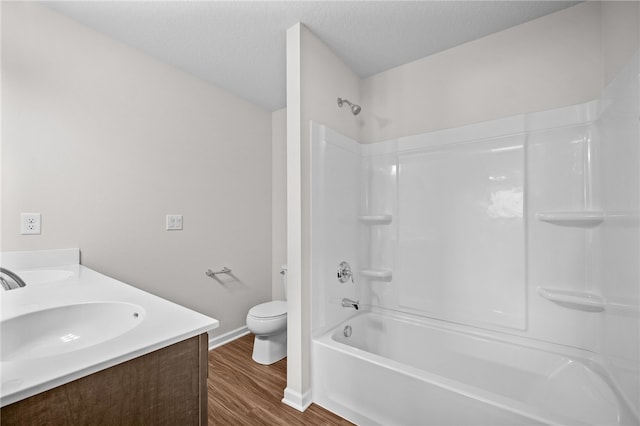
[525,121,602,353]
[312,85,637,398]
[359,150,397,276]
[600,51,640,414]
[396,136,525,330]
[358,103,603,345]
[311,122,361,333]
[527,125,594,294]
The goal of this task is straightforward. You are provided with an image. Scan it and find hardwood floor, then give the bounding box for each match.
[208,333,353,426]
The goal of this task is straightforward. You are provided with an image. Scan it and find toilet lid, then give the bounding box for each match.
[249,300,287,319]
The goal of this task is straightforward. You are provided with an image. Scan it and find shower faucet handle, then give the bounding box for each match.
[337,261,353,283]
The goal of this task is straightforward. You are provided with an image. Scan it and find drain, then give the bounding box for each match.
[343,325,352,338]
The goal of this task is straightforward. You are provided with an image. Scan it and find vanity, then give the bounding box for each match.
[0,249,218,425]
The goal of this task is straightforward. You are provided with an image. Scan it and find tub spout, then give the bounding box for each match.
[342,298,359,310]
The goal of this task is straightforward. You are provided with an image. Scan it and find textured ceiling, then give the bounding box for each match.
[44,1,580,111]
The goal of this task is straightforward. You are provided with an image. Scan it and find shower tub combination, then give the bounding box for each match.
[310,54,639,425]
[313,310,635,426]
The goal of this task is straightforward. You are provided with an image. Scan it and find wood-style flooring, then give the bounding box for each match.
[208,333,353,426]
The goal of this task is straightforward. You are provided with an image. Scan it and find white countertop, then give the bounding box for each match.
[0,249,219,407]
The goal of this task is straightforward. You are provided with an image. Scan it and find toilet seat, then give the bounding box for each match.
[248,300,287,319]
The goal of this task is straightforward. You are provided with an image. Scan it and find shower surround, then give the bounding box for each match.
[310,53,639,425]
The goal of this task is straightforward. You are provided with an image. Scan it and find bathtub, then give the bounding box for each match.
[312,310,637,426]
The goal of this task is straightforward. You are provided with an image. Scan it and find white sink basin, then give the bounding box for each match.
[1,302,145,362]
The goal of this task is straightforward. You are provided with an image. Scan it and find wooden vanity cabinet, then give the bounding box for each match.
[1,333,209,425]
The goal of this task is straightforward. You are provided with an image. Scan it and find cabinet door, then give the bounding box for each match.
[1,334,208,426]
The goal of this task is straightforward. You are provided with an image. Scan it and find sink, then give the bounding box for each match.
[17,270,74,285]
[1,302,145,362]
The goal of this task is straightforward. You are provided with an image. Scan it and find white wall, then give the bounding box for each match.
[358,2,640,144]
[359,1,603,143]
[272,108,287,300]
[601,1,640,85]
[1,2,273,338]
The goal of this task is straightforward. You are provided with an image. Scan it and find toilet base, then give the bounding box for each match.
[252,331,287,365]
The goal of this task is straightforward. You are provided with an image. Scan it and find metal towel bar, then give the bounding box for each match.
[206,267,231,277]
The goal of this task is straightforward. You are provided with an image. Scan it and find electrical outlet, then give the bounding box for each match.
[21,213,41,235]
[166,214,183,230]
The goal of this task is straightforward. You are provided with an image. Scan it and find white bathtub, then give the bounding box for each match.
[312,310,637,426]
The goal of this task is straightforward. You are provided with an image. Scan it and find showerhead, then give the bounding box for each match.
[337,97,361,116]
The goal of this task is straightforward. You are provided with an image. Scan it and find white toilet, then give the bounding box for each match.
[246,265,287,365]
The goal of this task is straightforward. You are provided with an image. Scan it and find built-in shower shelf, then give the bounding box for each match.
[358,215,393,225]
[360,269,393,281]
[538,287,605,312]
[536,211,604,226]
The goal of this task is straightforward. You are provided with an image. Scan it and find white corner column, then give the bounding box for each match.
[282,22,312,412]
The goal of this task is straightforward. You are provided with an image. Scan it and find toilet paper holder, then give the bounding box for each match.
[206,267,232,277]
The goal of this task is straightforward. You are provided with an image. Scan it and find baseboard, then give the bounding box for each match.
[282,387,312,412]
[208,326,250,350]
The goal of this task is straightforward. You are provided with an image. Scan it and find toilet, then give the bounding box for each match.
[246,265,287,365]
